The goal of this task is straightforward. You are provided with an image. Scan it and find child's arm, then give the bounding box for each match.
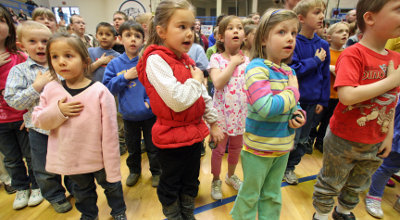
[99,89,121,183]
[246,66,300,118]
[291,48,326,79]
[90,53,114,72]
[338,61,400,105]
[146,55,204,112]
[102,61,131,95]
[377,112,394,158]
[4,66,52,110]
[209,53,244,90]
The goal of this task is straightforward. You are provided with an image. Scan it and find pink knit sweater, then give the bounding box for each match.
[32,81,121,183]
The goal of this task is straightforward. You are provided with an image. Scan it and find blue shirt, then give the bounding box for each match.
[88,47,120,82]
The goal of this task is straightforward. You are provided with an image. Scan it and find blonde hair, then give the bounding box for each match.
[216,16,243,53]
[32,7,56,21]
[143,0,195,55]
[251,9,298,61]
[293,0,326,17]
[46,32,91,79]
[16,21,52,41]
[135,12,153,25]
[326,21,349,35]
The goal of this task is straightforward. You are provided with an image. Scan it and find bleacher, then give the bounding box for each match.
[1,0,30,15]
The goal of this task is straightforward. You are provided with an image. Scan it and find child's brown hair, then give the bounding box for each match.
[356,0,391,33]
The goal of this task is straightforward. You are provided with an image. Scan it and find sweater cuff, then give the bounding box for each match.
[285,86,300,103]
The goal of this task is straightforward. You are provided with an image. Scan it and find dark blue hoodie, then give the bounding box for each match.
[290,33,330,107]
[103,53,154,121]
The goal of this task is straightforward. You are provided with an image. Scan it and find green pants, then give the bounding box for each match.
[231,150,289,220]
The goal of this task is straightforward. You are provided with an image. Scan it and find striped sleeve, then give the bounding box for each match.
[245,66,298,119]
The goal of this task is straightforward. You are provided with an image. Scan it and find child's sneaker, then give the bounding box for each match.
[152,175,160,187]
[113,213,127,220]
[332,206,355,220]
[225,174,242,190]
[51,198,72,213]
[4,183,17,194]
[211,180,222,200]
[284,170,298,185]
[365,194,383,218]
[28,188,43,206]
[13,189,30,210]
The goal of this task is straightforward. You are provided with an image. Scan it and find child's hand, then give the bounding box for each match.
[0,52,11,66]
[315,48,326,62]
[289,110,306,129]
[287,74,299,89]
[315,104,323,114]
[209,123,224,145]
[124,66,138,80]
[377,134,392,158]
[99,53,114,65]
[33,70,55,92]
[58,97,84,117]
[386,60,400,87]
[329,65,336,76]
[231,53,245,66]
[144,101,149,109]
[190,65,204,83]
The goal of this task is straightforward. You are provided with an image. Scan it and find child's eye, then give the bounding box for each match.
[190,26,195,31]
[51,55,58,59]
[179,25,186,30]
[292,31,297,36]
[279,30,286,35]
[135,34,141,39]
[65,54,72,58]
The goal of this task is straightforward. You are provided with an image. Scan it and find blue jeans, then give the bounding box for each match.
[68,169,126,219]
[286,103,317,171]
[0,121,37,190]
[124,117,161,175]
[369,151,400,197]
[29,129,73,203]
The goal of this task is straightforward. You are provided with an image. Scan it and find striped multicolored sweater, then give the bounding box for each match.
[244,58,302,157]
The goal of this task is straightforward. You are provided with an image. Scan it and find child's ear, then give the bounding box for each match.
[261,37,267,47]
[218,33,223,42]
[118,35,122,42]
[363,11,375,27]
[156,25,166,40]
[326,35,332,42]
[16,41,25,51]
[298,14,305,24]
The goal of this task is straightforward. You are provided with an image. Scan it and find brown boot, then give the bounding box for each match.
[162,200,183,220]
[180,194,196,220]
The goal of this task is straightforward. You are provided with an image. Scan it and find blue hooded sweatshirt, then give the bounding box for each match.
[290,33,330,107]
[103,53,154,121]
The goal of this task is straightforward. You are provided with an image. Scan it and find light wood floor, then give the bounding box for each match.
[1,140,399,220]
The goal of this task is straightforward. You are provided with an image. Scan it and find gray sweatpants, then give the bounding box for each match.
[313,128,383,214]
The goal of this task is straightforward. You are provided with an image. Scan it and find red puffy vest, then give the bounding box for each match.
[137,45,209,149]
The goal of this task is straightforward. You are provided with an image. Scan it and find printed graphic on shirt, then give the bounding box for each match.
[342,63,397,133]
[117,70,137,88]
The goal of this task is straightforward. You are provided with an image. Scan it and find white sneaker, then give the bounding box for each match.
[211,180,222,200]
[365,195,384,218]
[13,189,30,210]
[225,174,242,190]
[28,188,44,206]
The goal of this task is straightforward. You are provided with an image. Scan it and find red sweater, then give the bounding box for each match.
[0,51,27,123]
[137,45,209,149]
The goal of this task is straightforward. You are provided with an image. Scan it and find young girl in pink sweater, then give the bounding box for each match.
[32,33,126,220]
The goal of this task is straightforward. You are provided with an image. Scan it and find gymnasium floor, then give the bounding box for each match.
[1,140,399,220]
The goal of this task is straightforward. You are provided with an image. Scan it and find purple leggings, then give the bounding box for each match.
[211,134,243,177]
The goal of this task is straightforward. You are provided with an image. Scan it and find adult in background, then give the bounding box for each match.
[25,0,38,16]
[194,19,209,51]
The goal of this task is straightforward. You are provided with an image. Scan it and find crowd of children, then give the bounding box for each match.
[1,0,400,219]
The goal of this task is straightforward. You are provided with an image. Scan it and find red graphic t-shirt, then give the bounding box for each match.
[330,43,400,144]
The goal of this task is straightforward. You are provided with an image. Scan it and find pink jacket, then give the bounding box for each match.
[32,81,121,183]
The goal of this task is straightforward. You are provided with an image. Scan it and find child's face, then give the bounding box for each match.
[71,16,86,36]
[252,14,260,24]
[18,29,51,66]
[96,26,116,50]
[263,18,298,64]
[328,24,349,48]
[120,28,144,58]
[0,18,9,42]
[49,40,86,82]
[35,15,57,33]
[369,0,400,39]
[158,9,195,58]
[300,6,325,31]
[316,27,327,39]
[220,18,244,51]
[113,14,126,32]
